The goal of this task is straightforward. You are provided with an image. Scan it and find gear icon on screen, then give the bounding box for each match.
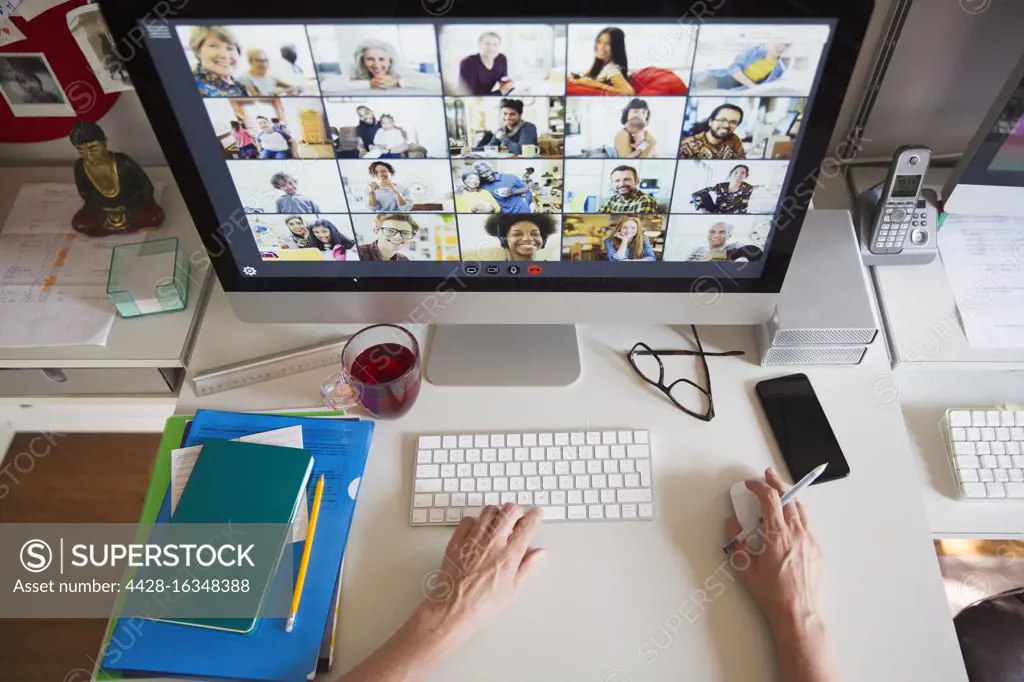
[242,266,257,276]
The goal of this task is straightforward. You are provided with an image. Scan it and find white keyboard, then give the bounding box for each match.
[945,409,1024,500]
[410,430,654,525]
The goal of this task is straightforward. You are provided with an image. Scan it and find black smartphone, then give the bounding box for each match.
[755,373,851,484]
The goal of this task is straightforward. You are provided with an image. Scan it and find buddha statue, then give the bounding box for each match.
[70,121,164,236]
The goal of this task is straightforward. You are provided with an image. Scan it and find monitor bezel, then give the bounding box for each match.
[100,0,873,294]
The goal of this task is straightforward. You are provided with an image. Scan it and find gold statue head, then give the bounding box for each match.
[70,121,109,164]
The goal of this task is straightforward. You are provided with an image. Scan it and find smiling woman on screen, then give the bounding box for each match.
[319,40,440,95]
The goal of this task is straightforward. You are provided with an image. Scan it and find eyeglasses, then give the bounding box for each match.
[380,227,415,239]
[710,117,741,126]
[627,325,744,422]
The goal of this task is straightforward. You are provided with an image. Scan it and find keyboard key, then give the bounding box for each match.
[434,493,450,507]
[994,469,1009,482]
[963,482,987,498]
[996,428,1010,441]
[467,449,481,462]
[966,428,981,441]
[451,493,467,507]
[457,463,472,478]
[970,411,986,427]
[412,509,428,524]
[441,464,456,478]
[571,461,586,474]
[960,469,979,482]
[570,432,585,445]
[417,464,439,478]
[484,492,500,505]
[600,489,615,504]
[414,494,432,507]
[419,436,442,449]
[627,444,651,459]
[951,428,966,441]
[429,509,445,523]
[602,431,617,444]
[523,433,538,446]
[458,434,473,448]
[1009,443,1022,456]
[507,434,522,447]
[446,508,462,523]
[949,411,971,427]
[568,490,583,504]
[442,436,457,449]
[1012,428,1024,441]
[584,490,599,504]
[1014,456,1024,468]
[998,455,1012,468]
[538,462,553,475]
[490,462,504,477]
[980,469,995,482]
[490,434,505,447]
[551,490,566,504]
[526,477,541,491]
[564,446,578,460]
[992,442,1006,456]
[1017,411,1024,426]
[501,492,517,504]
[568,505,587,519]
[596,446,610,459]
[514,447,529,461]
[543,506,567,520]
[986,411,1001,427]
[531,447,545,461]
[634,430,650,444]
[980,455,997,469]
[621,460,636,473]
[639,503,654,518]
[473,463,488,477]
[618,489,653,503]
[1011,469,1024,482]
[618,431,633,444]
[539,433,554,446]
[498,448,513,461]
[444,479,459,492]
[977,442,992,456]
[495,477,511,491]
[622,504,637,518]
[986,482,1006,498]
[954,442,977,456]
[625,473,641,488]
[450,449,465,463]
[459,478,475,492]
[609,474,624,488]
[603,460,619,474]
[415,479,442,493]
[555,462,570,475]
[468,493,483,506]
[507,462,522,477]
[483,449,497,462]
[586,431,601,445]
[605,504,621,519]
[572,475,587,489]
[477,478,492,492]
[587,460,602,474]
[592,474,607,488]
[417,450,432,464]
[636,460,651,487]
[580,446,594,459]
[535,491,550,505]
[474,435,489,447]
[588,505,604,519]
[547,447,562,460]
[518,491,533,505]
[981,428,996,442]
[1007,482,1024,498]
[1002,412,1016,427]
[555,433,569,445]
[611,445,626,459]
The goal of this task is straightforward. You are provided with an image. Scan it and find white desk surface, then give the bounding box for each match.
[175,285,967,682]
[0,167,210,369]
[850,167,1024,370]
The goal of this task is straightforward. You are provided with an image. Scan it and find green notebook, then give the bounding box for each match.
[159,439,313,634]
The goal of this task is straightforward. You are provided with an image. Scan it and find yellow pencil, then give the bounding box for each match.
[286,473,324,633]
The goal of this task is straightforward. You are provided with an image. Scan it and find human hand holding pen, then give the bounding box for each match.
[725,468,837,682]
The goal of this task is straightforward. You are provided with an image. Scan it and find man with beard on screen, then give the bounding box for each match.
[678,103,747,160]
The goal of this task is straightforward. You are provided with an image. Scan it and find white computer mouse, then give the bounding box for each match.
[729,480,765,552]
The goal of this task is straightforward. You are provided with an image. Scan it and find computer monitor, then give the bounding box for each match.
[103,1,870,384]
[943,54,1024,217]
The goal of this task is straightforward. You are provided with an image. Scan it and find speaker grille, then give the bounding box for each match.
[773,328,876,346]
[763,346,866,366]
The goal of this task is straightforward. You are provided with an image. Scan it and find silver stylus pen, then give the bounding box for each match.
[722,463,828,554]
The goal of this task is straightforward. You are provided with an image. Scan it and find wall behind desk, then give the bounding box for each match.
[0,93,166,166]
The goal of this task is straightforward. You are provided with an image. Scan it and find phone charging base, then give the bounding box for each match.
[856,184,939,266]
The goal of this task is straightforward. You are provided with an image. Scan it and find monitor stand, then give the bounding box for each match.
[426,325,581,387]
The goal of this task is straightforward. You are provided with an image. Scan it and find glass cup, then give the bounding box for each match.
[321,324,422,419]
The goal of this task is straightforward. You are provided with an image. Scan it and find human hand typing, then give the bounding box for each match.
[420,504,545,641]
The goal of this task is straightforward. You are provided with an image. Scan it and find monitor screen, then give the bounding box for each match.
[988,78,1024,173]
[140,19,833,281]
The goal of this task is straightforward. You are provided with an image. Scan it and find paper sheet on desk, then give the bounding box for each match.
[1,182,167,235]
[170,425,310,543]
[0,285,115,347]
[938,215,1024,349]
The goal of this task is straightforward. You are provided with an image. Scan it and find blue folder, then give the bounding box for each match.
[102,411,375,682]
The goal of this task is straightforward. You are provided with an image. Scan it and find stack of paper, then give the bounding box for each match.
[98,409,374,682]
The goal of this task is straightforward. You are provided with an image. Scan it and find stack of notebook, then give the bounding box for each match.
[97,410,375,682]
